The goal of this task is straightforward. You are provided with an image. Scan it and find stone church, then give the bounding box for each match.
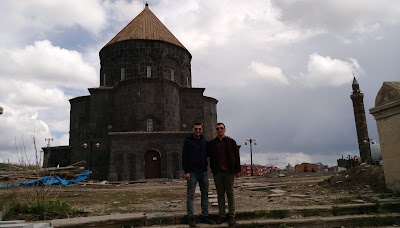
[45,4,218,181]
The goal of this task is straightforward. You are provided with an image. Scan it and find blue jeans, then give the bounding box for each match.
[186,171,209,217]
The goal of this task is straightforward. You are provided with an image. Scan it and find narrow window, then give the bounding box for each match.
[186,76,190,87]
[121,68,125,81]
[171,69,175,81]
[147,119,153,132]
[103,73,106,86]
[147,66,151,78]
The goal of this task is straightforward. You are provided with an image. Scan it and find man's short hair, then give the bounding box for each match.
[193,122,203,127]
[216,122,225,128]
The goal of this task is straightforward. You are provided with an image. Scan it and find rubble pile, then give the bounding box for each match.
[0,161,86,183]
[321,164,386,192]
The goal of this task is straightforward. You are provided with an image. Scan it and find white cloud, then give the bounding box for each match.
[0,40,97,90]
[0,0,106,44]
[298,53,363,88]
[248,61,289,85]
[154,0,315,51]
[276,0,400,42]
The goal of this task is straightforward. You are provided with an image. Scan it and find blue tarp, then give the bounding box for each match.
[0,170,90,188]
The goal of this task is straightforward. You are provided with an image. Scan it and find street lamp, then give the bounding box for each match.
[285,154,289,169]
[245,138,256,176]
[83,141,100,175]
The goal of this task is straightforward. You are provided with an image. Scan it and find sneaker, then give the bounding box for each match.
[228,217,238,228]
[188,216,196,227]
[201,216,216,224]
[215,216,226,224]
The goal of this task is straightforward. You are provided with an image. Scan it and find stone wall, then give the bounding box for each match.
[99,40,192,88]
[370,82,400,192]
[107,132,189,181]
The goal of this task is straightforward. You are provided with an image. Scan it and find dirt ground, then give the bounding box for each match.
[1,165,390,220]
[51,165,389,216]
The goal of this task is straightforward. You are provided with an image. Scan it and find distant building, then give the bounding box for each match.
[337,155,360,170]
[295,163,319,172]
[240,164,268,176]
[285,163,295,173]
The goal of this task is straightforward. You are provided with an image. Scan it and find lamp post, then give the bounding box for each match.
[285,154,289,169]
[83,141,100,176]
[245,138,256,176]
[44,138,53,168]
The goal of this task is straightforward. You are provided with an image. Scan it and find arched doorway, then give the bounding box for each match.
[145,150,161,179]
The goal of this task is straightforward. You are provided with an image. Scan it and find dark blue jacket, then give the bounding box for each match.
[182,134,208,173]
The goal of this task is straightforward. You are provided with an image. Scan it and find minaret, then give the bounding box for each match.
[350,76,372,163]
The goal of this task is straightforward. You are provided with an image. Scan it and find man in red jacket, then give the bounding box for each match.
[208,123,240,227]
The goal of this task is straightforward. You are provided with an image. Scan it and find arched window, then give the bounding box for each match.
[171,69,175,81]
[147,66,151,78]
[147,119,153,132]
[121,68,125,81]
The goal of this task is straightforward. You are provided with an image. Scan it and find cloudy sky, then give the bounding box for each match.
[0,0,398,168]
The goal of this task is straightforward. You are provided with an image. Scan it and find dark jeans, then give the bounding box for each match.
[213,172,235,217]
[186,171,209,217]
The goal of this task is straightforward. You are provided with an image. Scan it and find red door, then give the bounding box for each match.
[145,150,161,179]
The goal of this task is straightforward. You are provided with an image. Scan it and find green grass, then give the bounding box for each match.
[303,209,320,217]
[332,206,341,216]
[4,200,76,220]
[341,216,400,227]
[334,197,352,204]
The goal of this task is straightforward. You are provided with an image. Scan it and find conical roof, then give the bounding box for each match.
[352,76,359,85]
[104,4,187,50]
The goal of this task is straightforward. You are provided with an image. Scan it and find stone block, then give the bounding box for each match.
[0,222,25,225]
[270,189,286,194]
[0,224,33,228]
[267,193,284,198]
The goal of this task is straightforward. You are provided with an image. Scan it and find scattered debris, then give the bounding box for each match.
[320,165,386,192]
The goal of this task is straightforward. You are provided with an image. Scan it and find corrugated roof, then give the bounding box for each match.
[104,4,187,50]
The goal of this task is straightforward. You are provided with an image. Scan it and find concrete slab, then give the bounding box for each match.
[270,189,286,194]
[290,194,311,198]
[0,224,33,228]
[51,212,145,227]
[0,222,25,224]
[267,193,284,198]
[209,198,218,203]
[32,223,51,228]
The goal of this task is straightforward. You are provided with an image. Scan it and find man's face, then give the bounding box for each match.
[192,124,203,137]
[215,124,225,137]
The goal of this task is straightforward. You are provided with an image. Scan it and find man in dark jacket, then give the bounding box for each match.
[182,122,215,227]
[208,122,240,227]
